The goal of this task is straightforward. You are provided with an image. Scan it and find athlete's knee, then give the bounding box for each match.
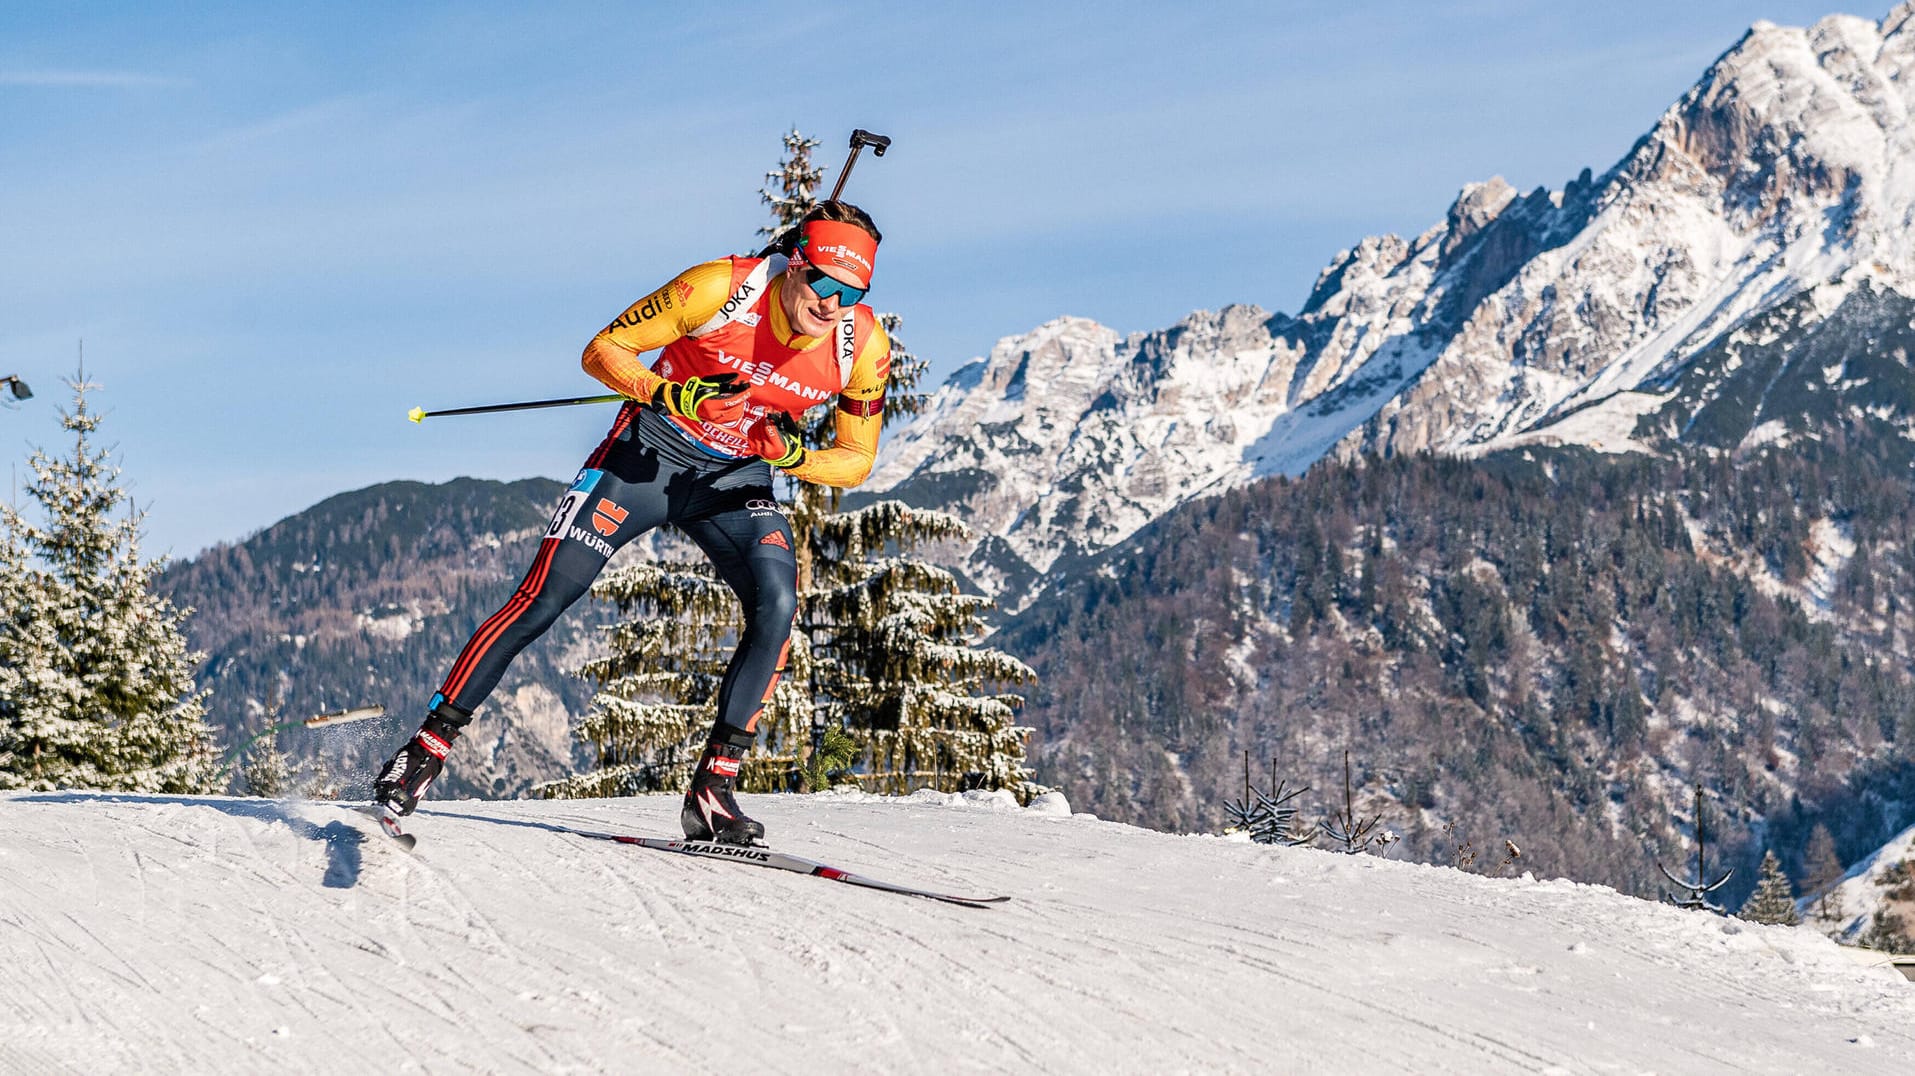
[748,584,798,636]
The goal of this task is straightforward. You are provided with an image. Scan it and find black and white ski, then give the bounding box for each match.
[358,807,1005,906]
[549,823,1009,907]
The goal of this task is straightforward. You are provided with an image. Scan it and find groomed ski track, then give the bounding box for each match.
[3,791,1913,1074]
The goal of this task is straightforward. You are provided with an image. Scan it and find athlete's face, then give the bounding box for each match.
[781,264,855,338]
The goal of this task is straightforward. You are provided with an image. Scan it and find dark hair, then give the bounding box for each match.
[755,200,881,259]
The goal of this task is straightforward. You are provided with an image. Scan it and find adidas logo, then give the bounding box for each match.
[760,531,790,551]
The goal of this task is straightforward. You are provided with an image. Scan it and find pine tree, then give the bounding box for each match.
[1738,850,1801,925]
[0,374,218,792]
[803,502,1037,796]
[242,737,295,798]
[1803,824,1845,921]
[0,500,32,753]
[757,127,823,244]
[755,130,1037,798]
[1221,751,1312,846]
[803,722,859,791]
[542,133,834,802]
[544,131,826,799]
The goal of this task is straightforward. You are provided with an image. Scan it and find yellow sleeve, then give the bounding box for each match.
[787,319,892,488]
[581,260,733,399]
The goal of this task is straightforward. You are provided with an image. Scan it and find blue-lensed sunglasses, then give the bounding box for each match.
[804,267,867,306]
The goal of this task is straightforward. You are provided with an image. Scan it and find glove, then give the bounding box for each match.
[748,411,808,469]
[654,372,749,424]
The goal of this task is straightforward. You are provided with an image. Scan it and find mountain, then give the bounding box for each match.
[155,477,599,799]
[864,5,1915,614]
[998,425,1915,887]
[5,790,1912,1071]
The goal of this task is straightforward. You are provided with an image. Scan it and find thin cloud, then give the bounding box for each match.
[0,70,185,89]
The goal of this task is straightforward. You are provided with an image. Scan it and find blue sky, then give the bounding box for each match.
[0,1,1865,557]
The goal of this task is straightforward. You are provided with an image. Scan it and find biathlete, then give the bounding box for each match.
[373,201,891,845]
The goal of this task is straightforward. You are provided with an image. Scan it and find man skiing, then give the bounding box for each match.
[373,200,892,845]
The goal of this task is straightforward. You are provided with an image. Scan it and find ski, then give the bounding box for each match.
[548,822,1008,907]
[346,809,1005,906]
[356,804,417,851]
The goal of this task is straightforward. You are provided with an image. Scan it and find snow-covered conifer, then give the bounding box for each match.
[1737,850,1801,925]
[803,501,1037,796]
[757,127,822,242]
[758,132,1036,798]
[544,132,830,801]
[242,738,295,798]
[0,375,217,792]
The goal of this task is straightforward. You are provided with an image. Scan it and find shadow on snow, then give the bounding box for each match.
[10,792,368,890]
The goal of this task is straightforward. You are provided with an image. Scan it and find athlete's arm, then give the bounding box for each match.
[581,260,734,400]
[785,320,893,488]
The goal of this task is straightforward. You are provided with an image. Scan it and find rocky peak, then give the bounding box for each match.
[1439,176,1517,258]
[1300,233,1413,317]
[868,8,1915,610]
[1654,10,1906,234]
[1889,0,1915,37]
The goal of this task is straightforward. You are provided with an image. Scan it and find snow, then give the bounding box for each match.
[1805,517,1859,611]
[1819,818,1915,945]
[1679,502,1859,623]
[1249,334,1444,478]
[1743,419,1796,451]
[355,609,420,642]
[3,793,1913,1072]
[1467,389,1672,458]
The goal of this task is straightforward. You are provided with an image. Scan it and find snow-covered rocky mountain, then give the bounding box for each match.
[6,790,1914,1072]
[867,4,1915,608]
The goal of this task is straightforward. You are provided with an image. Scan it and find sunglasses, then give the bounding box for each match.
[803,266,867,306]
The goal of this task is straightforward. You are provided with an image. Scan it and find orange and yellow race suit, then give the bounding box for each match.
[583,254,892,487]
[425,253,892,751]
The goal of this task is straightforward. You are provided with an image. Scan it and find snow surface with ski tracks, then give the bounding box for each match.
[2,789,1912,1074]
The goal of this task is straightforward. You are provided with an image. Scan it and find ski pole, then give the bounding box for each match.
[407,393,626,423]
[828,128,891,201]
[216,705,388,779]
[303,705,388,729]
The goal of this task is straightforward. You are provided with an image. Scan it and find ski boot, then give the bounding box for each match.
[374,697,470,816]
[681,739,765,846]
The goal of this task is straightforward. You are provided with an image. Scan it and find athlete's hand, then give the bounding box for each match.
[654,372,749,424]
[748,412,808,470]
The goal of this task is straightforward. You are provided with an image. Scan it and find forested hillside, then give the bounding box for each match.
[156,477,599,799]
[1003,439,1915,903]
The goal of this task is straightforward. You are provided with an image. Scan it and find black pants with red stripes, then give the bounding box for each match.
[433,405,797,745]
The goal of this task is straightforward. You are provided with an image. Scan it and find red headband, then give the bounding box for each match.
[799,220,878,288]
